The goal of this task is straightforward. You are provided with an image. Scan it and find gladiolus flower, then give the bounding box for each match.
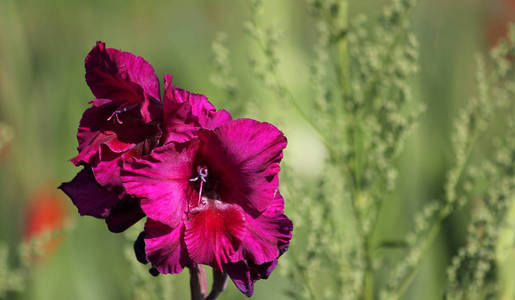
[122,119,292,296]
[60,41,292,298]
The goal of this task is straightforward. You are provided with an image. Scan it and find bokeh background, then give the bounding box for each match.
[0,0,513,299]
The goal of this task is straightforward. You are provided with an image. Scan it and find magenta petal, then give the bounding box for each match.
[162,100,204,143]
[204,108,232,130]
[240,195,293,265]
[144,219,191,274]
[162,74,175,110]
[162,75,231,143]
[59,167,121,219]
[89,146,124,188]
[85,41,161,104]
[171,86,231,130]
[121,142,199,227]
[198,119,287,214]
[184,202,246,270]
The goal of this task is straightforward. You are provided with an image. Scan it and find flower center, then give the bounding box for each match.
[188,166,221,211]
[189,167,208,183]
[189,166,208,206]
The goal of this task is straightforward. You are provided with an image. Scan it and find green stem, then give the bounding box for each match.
[363,270,374,300]
[335,2,374,299]
[337,0,349,96]
[396,221,442,298]
[394,116,483,299]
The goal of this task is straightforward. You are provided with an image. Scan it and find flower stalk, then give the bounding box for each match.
[189,265,208,300]
[189,265,228,300]
[206,268,228,300]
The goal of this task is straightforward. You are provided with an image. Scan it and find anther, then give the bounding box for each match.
[107,111,124,124]
[199,168,208,182]
[189,167,208,183]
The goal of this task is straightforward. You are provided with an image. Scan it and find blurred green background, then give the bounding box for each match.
[0,0,513,299]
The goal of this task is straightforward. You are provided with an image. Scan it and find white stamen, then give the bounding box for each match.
[189,167,208,182]
[188,167,209,206]
[107,111,123,124]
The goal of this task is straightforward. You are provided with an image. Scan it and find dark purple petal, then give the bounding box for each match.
[105,197,145,233]
[144,219,191,274]
[250,260,278,281]
[134,231,148,264]
[224,261,254,297]
[224,259,282,297]
[58,167,121,219]
[59,167,143,233]
[149,267,160,276]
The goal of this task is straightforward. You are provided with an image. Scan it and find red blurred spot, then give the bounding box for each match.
[24,185,68,260]
[486,0,515,49]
